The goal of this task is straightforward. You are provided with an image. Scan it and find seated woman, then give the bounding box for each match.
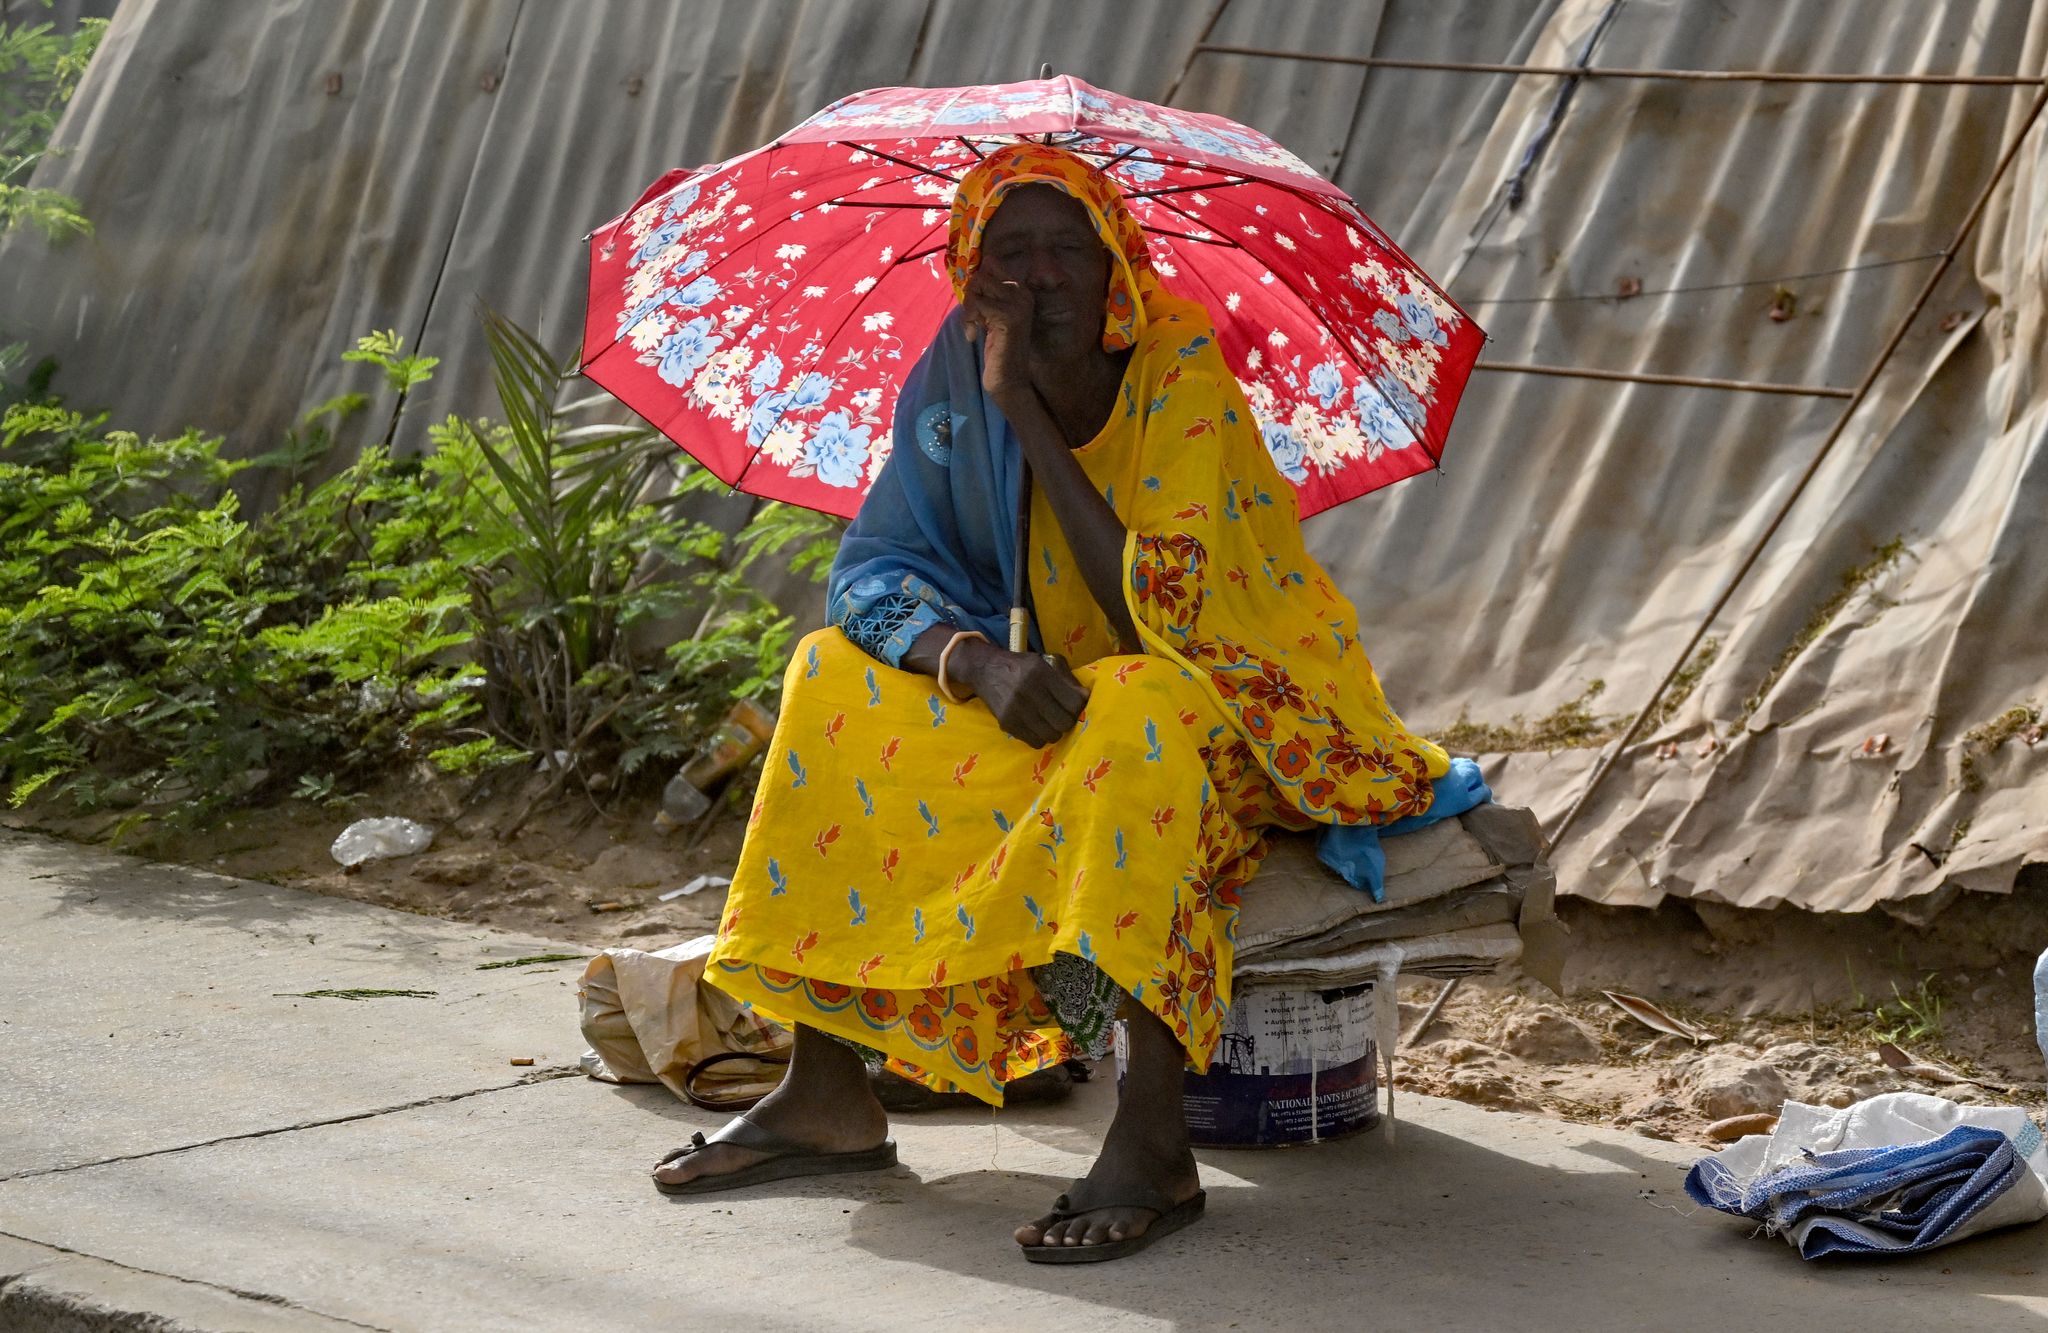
[653,143,1450,1262]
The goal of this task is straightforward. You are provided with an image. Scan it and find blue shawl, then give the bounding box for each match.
[825,309,1041,663]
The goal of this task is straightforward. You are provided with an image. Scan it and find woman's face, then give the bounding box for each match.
[974,184,1114,360]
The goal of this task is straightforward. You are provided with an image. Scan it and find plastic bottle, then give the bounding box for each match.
[330,816,435,868]
[2034,947,2048,1075]
[657,698,778,827]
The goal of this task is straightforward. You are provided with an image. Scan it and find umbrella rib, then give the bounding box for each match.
[956,136,985,160]
[817,161,959,212]
[1092,144,1144,176]
[727,206,955,498]
[1299,189,1473,323]
[1149,189,1439,459]
[847,144,963,185]
[1129,176,1255,199]
[1141,224,1233,246]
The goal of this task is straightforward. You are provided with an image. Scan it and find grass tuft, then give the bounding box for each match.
[1435,680,1617,754]
[1959,702,2041,793]
[273,988,438,1001]
[476,953,586,971]
[1650,637,1720,729]
[1868,976,1945,1046]
[1741,538,1906,722]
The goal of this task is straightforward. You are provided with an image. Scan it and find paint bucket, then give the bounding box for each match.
[1116,984,1381,1147]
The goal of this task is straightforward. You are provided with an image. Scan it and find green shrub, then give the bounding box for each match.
[0,1,106,241]
[0,319,838,835]
[442,308,835,814]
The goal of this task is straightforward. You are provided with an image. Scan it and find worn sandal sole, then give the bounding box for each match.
[1020,1190,1206,1264]
[653,1141,898,1196]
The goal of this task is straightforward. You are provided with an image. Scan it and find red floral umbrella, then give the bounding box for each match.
[582,76,1483,520]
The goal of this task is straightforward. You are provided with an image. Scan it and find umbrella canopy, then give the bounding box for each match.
[582,76,1483,519]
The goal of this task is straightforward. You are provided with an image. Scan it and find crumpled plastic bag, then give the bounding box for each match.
[330,816,434,867]
[577,935,791,1104]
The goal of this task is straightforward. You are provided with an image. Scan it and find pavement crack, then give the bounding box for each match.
[0,1227,398,1331]
[2,1066,579,1184]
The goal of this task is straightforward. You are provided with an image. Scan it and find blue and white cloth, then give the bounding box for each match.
[1315,756,1492,901]
[1685,1092,2048,1258]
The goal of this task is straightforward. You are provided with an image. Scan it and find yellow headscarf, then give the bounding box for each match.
[945,143,1156,352]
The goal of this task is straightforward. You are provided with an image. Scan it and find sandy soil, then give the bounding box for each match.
[14,770,2044,1146]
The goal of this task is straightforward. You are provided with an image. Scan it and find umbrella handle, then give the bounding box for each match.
[1009,467,1033,653]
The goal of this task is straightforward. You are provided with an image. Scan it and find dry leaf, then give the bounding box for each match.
[1873,1041,2021,1092]
[1706,1112,1778,1142]
[1602,990,1711,1044]
[1875,1040,1965,1080]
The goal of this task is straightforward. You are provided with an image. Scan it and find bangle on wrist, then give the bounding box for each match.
[936,629,987,704]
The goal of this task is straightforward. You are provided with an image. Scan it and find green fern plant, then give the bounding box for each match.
[0,3,106,240]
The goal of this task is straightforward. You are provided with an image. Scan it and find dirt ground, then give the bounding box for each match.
[14,768,2045,1146]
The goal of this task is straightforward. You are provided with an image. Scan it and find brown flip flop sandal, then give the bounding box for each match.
[652,1115,898,1196]
[1019,1183,1207,1264]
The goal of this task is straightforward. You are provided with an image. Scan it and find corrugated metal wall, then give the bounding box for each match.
[4,0,2044,913]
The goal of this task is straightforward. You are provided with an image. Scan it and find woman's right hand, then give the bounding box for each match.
[960,269,1037,413]
[951,639,1089,749]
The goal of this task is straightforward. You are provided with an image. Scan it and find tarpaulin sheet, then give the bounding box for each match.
[3,0,2042,913]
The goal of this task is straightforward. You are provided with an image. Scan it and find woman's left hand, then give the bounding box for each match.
[961,270,1036,409]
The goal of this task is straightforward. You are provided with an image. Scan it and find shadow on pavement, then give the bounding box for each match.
[840,1116,2048,1329]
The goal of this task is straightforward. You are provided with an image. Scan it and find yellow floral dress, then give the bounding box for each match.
[709,294,1450,1104]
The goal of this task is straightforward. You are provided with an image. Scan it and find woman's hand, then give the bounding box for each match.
[951,638,1089,748]
[961,269,1037,411]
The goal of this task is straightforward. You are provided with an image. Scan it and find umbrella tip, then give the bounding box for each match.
[1039,63,1052,79]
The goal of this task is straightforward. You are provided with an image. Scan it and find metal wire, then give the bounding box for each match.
[1464,252,1945,307]
[1196,46,2048,87]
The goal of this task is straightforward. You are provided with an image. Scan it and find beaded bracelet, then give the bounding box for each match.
[936,628,988,704]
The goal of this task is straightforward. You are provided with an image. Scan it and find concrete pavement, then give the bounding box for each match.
[3,827,2044,1331]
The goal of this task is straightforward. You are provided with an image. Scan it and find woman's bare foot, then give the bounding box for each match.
[652,1026,887,1188]
[1015,1004,1201,1249]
